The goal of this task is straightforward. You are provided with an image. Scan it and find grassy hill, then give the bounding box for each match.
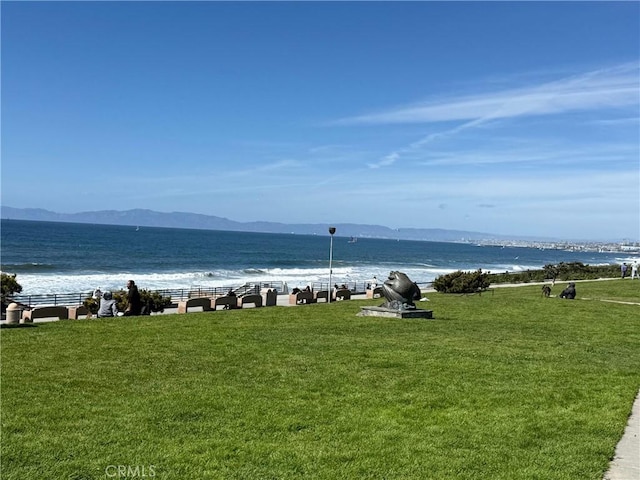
[2,280,639,479]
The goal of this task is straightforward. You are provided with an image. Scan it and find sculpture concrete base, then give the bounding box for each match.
[357,306,434,319]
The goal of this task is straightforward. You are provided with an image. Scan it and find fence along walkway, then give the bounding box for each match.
[9,281,286,308]
[9,280,435,308]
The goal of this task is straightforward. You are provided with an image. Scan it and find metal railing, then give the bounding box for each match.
[8,281,288,308]
[7,280,434,308]
[310,280,433,294]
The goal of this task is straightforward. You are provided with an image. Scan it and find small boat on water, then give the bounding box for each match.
[348,237,358,244]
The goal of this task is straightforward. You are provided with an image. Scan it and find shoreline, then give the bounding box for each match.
[3,219,633,296]
[4,277,636,325]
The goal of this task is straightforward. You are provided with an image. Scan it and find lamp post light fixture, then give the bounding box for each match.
[328,226,336,303]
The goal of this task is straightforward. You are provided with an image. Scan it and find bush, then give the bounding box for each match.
[83,296,100,315]
[433,269,491,294]
[1,273,23,311]
[488,262,622,284]
[86,289,172,315]
[140,289,173,313]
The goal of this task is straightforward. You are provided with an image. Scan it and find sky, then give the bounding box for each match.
[2,1,639,242]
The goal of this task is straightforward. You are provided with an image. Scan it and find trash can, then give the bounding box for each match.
[6,303,21,324]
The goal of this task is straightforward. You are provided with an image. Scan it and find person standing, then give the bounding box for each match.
[621,263,628,279]
[124,280,142,316]
[631,261,639,280]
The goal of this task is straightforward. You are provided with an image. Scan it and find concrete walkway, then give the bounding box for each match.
[603,390,640,480]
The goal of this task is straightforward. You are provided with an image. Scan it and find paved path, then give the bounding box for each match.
[603,390,640,480]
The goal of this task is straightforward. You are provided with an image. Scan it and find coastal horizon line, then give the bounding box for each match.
[1,206,638,246]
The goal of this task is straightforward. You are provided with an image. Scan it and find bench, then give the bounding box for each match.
[177,297,213,314]
[21,306,69,323]
[213,295,239,310]
[334,289,352,301]
[239,294,263,308]
[262,289,277,307]
[289,291,314,305]
[68,305,89,319]
[366,286,383,299]
[314,290,329,303]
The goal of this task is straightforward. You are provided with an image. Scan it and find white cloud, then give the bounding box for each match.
[334,62,639,169]
[337,62,639,126]
[415,142,638,168]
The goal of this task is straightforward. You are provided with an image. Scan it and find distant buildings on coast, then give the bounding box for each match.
[465,238,640,255]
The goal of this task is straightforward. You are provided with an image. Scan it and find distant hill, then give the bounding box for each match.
[0,206,550,243]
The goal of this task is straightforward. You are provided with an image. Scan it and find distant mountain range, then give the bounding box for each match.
[1,206,553,243]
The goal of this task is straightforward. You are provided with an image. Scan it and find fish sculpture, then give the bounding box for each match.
[381,271,421,310]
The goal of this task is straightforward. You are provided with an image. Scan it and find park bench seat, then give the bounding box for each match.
[314,290,329,303]
[334,289,351,301]
[22,306,69,323]
[177,297,213,314]
[289,291,314,305]
[68,305,89,319]
[261,289,278,307]
[366,286,383,299]
[213,295,239,310]
[239,294,263,308]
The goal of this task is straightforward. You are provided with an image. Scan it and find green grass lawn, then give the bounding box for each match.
[2,280,639,479]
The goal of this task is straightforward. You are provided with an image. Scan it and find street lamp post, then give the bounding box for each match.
[328,226,336,303]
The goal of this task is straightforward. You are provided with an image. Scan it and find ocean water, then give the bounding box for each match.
[0,220,628,295]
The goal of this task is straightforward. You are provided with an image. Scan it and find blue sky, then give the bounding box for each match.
[2,1,639,241]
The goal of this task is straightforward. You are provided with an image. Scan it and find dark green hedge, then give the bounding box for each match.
[433,262,622,294]
[488,262,621,284]
[432,269,491,294]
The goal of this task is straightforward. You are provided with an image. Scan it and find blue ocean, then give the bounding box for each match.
[0,220,629,295]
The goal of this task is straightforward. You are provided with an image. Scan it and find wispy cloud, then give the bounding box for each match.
[338,62,639,169]
[415,142,638,168]
[338,62,638,126]
[588,116,640,126]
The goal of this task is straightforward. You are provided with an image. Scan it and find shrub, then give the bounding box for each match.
[87,289,173,315]
[141,289,173,313]
[83,296,100,315]
[433,269,491,294]
[1,273,23,311]
[542,264,559,282]
[488,262,622,284]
